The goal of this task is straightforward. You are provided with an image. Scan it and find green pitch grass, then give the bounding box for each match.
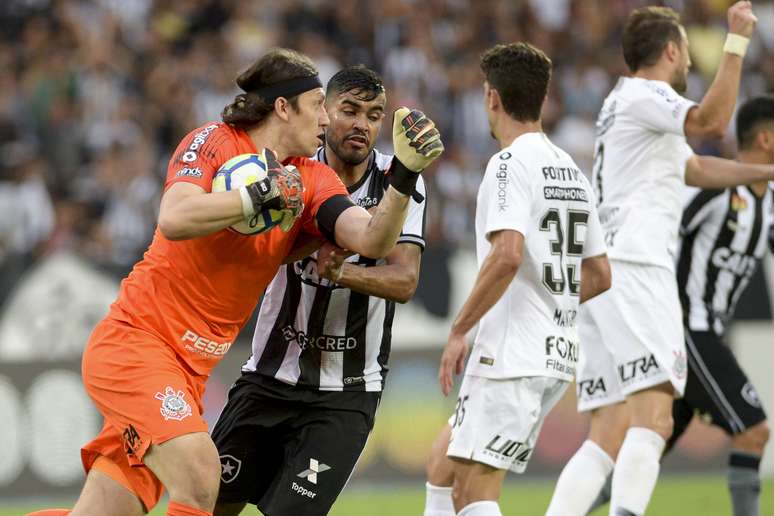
[7,476,773,515]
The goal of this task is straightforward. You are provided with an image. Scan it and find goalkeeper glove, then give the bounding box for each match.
[390,107,444,195]
[241,149,304,232]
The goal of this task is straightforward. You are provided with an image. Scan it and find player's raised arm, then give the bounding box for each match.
[683,1,757,138]
[331,108,443,258]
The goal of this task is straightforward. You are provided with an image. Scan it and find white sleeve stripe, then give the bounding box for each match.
[397,235,426,247]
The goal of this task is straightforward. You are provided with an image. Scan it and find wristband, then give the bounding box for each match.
[724,33,749,57]
[238,185,256,218]
[388,157,419,196]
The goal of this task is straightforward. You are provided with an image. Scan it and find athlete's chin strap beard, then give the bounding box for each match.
[250,75,323,104]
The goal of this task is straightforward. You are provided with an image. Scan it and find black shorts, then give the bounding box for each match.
[673,329,766,436]
[211,373,379,516]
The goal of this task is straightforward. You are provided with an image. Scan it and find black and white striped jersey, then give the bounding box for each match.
[242,148,427,391]
[676,184,774,336]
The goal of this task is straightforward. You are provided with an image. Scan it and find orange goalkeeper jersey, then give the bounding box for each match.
[105,122,349,375]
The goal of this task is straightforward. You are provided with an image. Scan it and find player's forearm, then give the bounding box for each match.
[450,254,518,337]
[692,53,744,137]
[355,186,410,258]
[685,155,774,189]
[336,262,418,303]
[158,190,245,240]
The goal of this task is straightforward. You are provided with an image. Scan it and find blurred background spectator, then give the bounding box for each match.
[0,0,771,315]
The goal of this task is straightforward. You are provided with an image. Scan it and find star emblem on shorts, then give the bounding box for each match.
[219,454,242,484]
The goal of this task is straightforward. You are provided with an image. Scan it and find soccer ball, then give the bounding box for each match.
[211,152,285,235]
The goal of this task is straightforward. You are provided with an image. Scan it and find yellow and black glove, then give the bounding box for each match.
[389,107,444,195]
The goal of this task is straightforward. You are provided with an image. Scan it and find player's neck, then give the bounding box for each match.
[324,145,369,188]
[246,125,290,161]
[739,149,771,197]
[495,119,542,149]
[632,65,672,85]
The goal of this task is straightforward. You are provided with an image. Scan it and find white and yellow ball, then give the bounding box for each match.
[211,152,284,235]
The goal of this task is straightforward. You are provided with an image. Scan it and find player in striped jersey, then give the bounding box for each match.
[212,66,429,516]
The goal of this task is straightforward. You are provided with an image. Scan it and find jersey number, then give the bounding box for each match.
[593,143,604,205]
[539,209,589,296]
[452,395,469,428]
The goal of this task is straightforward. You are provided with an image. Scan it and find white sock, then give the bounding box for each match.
[609,427,665,516]
[546,439,615,516]
[424,482,455,516]
[457,500,502,516]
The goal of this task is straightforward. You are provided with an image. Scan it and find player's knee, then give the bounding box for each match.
[734,421,770,455]
[649,413,674,441]
[167,449,221,509]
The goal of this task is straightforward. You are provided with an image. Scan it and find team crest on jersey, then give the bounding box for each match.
[731,193,748,212]
[672,350,687,380]
[155,386,192,421]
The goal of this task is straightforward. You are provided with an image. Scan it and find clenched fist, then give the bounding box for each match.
[728,0,757,38]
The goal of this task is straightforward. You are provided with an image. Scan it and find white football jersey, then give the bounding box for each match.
[592,77,696,270]
[467,132,606,381]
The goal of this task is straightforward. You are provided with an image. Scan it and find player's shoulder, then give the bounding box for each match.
[171,121,239,168]
[180,121,236,143]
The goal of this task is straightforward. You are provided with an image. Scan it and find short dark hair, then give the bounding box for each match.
[480,42,552,122]
[622,7,683,73]
[736,96,774,150]
[222,48,318,129]
[326,65,385,102]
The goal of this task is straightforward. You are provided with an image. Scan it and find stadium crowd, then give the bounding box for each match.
[0,0,772,314]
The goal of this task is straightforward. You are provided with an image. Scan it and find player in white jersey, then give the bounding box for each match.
[422,42,612,516]
[587,95,774,516]
[545,4,774,516]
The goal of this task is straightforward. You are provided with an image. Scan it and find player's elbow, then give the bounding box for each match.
[394,275,419,304]
[700,121,726,140]
[158,212,189,241]
[359,241,393,260]
[497,250,522,275]
[688,115,726,140]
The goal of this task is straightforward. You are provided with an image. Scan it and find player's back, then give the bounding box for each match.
[107,122,346,376]
[468,132,605,382]
[593,77,696,270]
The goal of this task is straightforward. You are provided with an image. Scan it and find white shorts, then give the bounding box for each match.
[576,260,687,412]
[447,375,568,473]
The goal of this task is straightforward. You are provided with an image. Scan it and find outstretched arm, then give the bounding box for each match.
[684,155,774,189]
